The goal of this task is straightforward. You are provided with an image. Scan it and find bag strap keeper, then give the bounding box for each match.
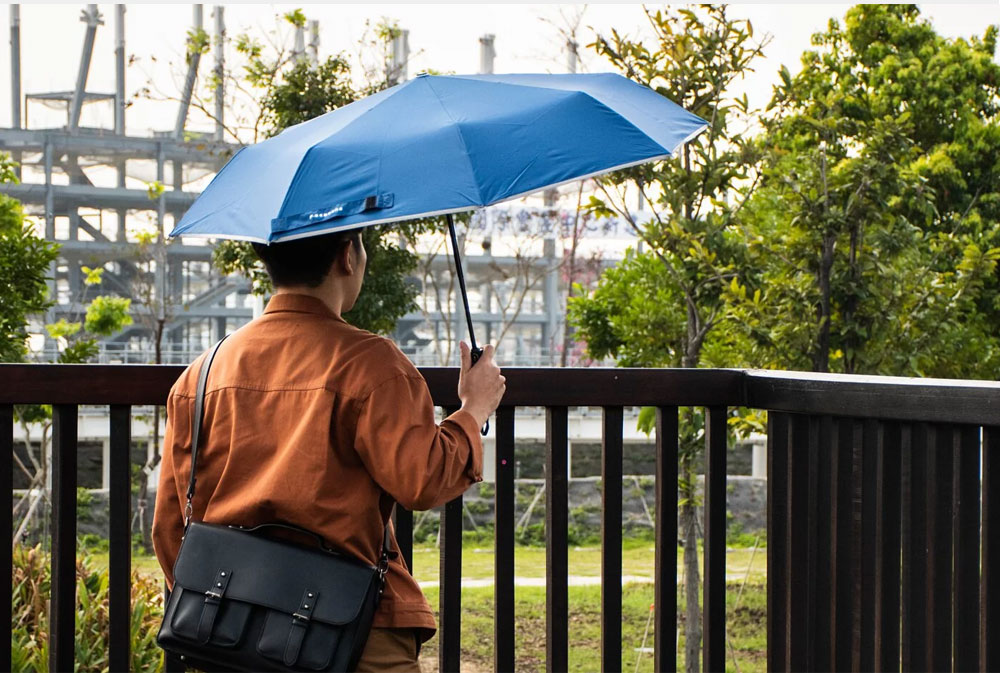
[196,567,233,644]
[285,588,319,666]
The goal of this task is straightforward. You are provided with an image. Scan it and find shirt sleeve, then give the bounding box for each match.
[353,372,483,511]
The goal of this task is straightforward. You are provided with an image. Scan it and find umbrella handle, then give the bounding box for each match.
[447,214,489,436]
[469,346,489,435]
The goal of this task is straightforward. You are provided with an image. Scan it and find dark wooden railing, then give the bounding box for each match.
[3,364,998,672]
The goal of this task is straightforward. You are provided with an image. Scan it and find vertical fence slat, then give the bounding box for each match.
[439,494,463,673]
[875,421,901,673]
[832,418,855,672]
[804,415,820,672]
[1,404,12,673]
[440,404,465,673]
[814,416,834,672]
[703,406,727,673]
[767,412,790,673]
[655,407,679,673]
[495,406,516,673]
[953,424,981,673]
[546,406,569,673]
[109,405,132,673]
[601,406,623,673]
[393,506,413,573]
[787,414,810,671]
[902,423,929,672]
[927,424,954,672]
[850,421,864,671]
[50,404,78,673]
[856,419,878,672]
[983,426,1000,672]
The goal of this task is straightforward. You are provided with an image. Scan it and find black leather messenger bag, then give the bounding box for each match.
[156,337,391,672]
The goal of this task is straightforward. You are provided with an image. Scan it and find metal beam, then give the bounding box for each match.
[293,22,305,62]
[10,5,21,130]
[182,278,250,309]
[213,6,225,141]
[0,181,198,211]
[115,5,125,135]
[69,5,103,132]
[307,20,319,65]
[479,34,495,75]
[50,302,251,322]
[389,29,409,84]
[54,239,213,260]
[0,128,239,164]
[174,5,204,139]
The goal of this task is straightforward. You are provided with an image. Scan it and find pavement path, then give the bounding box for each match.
[418,571,759,588]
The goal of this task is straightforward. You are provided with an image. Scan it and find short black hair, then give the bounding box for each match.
[251,229,362,288]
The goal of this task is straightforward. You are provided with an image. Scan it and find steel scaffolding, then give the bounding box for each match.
[2,6,602,366]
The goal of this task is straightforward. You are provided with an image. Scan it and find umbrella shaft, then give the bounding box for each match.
[447,214,481,361]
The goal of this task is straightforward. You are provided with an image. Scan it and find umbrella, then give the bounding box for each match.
[170,73,707,367]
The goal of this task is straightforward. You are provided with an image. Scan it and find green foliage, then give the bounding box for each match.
[731,5,1000,378]
[59,339,100,364]
[0,156,59,362]
[80,265,104,286]
[76,487,95,521]
[145,180,165,202]
[575,5,768,370]
[12,545,165,673]
[259,56,355,136]
[185,27,210,64]
[213,240,272,295]
[44,319,81,340]
[283,8,307,28]
[79,533,110,553]
[84,296,133,337]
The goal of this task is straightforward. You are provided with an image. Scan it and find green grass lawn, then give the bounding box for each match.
[100,541,767,673]
[408,540,767,584]
[416,581,767,673]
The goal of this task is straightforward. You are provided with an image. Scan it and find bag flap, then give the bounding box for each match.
[173,522,378,626]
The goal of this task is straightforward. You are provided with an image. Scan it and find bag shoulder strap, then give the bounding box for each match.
[182,334,393,563]
[184,335,229,526]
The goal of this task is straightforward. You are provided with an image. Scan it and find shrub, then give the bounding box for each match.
[12,544,166,672]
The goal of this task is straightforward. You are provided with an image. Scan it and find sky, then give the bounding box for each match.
[4,3,1000,138]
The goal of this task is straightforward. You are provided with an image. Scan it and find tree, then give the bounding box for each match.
[568,7,769,671]
[0,154,59,363]
[2,153,134,545]
[728,5,1000,378]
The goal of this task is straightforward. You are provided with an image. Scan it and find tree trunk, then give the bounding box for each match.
[843,224,862,375]
[560,182,586,367]
[812,233,835,372]
[136,317,166,551]
[682,302,700,369]
[681,464,702,673]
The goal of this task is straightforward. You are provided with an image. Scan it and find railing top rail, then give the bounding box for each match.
[745,369,1000,425]
[1,363,997,424]
[0,364,745,407]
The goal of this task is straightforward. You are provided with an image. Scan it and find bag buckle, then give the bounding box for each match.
[292,588,317,624]
[204,589,223,600]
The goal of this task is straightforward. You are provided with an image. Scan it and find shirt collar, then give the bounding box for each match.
[263,293,347,323]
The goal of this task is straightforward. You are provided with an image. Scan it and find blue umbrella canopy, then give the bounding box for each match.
[170,72,707,243]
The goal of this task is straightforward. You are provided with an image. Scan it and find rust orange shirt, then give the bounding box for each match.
[152,293,483,638]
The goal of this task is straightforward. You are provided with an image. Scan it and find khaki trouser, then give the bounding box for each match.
[355,627,421,672]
